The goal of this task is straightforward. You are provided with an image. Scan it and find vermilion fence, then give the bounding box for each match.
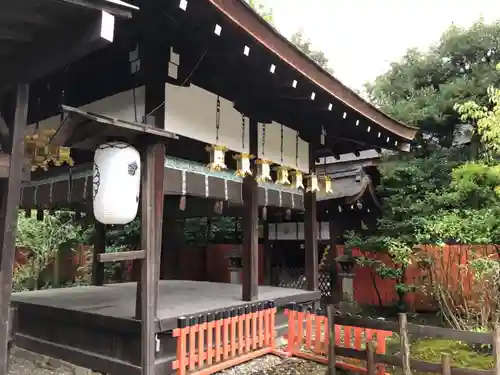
[172,302,278,375]
[284,304,392,374]
[337,244,500,311]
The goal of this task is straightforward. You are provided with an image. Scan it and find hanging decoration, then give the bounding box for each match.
[290,132,304,190]
[255,122,272,183]
[234,114,254,177]
[206,96,228,171]
[321,175,333,194]
[256,159,272,183]
[306,173,320,193]
[24,128,74,171]
[317,156,332,194]
[275,124,290,185]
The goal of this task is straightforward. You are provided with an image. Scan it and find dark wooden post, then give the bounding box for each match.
[242,118,259,301]
[399,313,412,375]
[304,146,318,291]
[328,219,340,304]
[326,304,336,375]
[92,221,106,286]
[135,35,168,375]
[263,222,272,285]
[366,341,376,375]
[0,84,29,375]
[494,323,500,375]
[441,353,451,375]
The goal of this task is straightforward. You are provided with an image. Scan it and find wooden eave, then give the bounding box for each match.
[207,0,417,145]
[0,0,138,89]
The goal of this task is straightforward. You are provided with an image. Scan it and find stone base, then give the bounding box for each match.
[338,300,360,315]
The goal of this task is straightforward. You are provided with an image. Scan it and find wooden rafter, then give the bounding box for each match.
[0,12,115,89]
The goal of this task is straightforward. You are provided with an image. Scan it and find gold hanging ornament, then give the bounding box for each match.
[256,159,272,183]
[234,114,254,177]
[206,144,228,171]
[306,173,320,193]
[234,153,254,177]
[24,128,74,171]
[321,175,333,194]
[275,166,291,185]
[291,170,304,190]
[206,96,228,172]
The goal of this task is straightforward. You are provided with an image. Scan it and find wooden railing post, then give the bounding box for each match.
[494,323,500,375]
[399,313,412,375]
[441,353,451,375]
[366,341,376,375]
[285,303,297,354]
[327,304,336,375]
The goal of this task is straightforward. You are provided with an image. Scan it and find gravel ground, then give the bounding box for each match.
[8,352,347,375]
[216,354,339,375]
[8,353,73,375]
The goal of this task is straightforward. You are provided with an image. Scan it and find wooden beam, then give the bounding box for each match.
[0,10,55,27]
[304,145,318,291]
[0,11,115,89]
[98,250,146,263]
[92,222,106,285]
[242,118,259,301]
[56,0,138,19]
[0,84,29,375]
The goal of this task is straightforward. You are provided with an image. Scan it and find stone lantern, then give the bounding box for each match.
[336,248,358,312]
[226,245,243,284]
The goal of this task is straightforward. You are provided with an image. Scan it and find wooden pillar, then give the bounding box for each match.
[92,222,106,286]
[328,219,341,304]
[242,118,259,301]
[304,146,318,291]
[263,222,272,285]
[135,34,167,375]
[0,84,29,375]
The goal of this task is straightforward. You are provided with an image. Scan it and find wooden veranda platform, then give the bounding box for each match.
[11,281,320,375]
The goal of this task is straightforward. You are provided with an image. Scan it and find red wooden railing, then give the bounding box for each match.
[284,303,392,375]
[172,301,277,375]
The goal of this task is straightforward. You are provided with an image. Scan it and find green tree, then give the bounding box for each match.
[366,18,500,147]
[291,30,334,74]
[247,1,334,74]
[247,0,274,25]
[349,20,500,310]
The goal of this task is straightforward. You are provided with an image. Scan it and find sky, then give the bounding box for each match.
[263,0,500,91]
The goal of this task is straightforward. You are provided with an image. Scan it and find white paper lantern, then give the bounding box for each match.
[93,142,141,224]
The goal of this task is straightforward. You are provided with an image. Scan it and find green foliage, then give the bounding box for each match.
[246,1,333,74]
[14,212,88,291]
[290,30,334,74]
[351,19,500,308]
[367,18,500,146]
[105,218,141,251]
[246,0,274,25]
